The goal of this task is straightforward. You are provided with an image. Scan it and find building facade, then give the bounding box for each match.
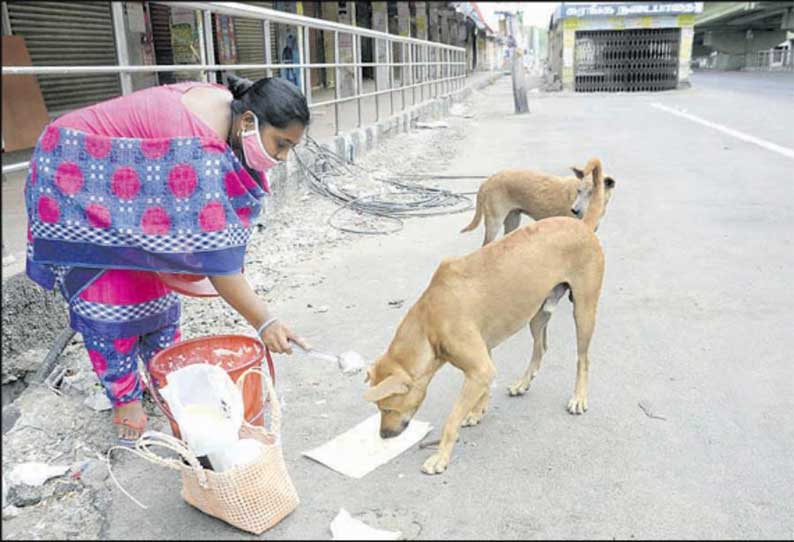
[1,1,482,152]
[548,1,703,92]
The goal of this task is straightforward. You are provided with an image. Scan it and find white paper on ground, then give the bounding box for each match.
[302,414,432,479]
[8,462,69,487]
[330,508,401,540]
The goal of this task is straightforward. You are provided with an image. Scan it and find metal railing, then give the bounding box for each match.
[2,1,468,175]
[692,49,794,72]
[744,49,793,71]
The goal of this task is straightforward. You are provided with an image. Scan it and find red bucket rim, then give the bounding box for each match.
[149,334,265,377]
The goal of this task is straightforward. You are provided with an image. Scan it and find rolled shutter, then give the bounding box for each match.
[233,2,273,80]
[6,1,121,115]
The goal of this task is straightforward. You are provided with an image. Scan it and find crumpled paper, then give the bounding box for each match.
[330,508,401,540]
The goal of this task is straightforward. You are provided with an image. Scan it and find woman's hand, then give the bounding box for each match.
[259,320,310,355]
[208,273,310,354]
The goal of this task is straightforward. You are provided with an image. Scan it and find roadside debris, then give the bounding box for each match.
[8,462,70,487]
[449,103,475,118]
[330,508,401,540]
[83,388,112,412]
[388,299,404,308]
[414,120,449,130]
[638,401,667,421]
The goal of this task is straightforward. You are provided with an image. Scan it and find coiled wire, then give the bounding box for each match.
[293,136,485,235]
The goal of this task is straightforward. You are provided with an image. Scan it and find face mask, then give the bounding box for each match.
[241,115,280,176]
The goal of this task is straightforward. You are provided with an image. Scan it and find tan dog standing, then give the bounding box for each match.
[364,158,608,475]
[461,167,616,245]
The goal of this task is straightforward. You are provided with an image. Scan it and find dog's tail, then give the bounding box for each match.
[460,185,485,233]
[579,158,604,232]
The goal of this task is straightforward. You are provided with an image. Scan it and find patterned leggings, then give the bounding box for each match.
[82,324,181,406]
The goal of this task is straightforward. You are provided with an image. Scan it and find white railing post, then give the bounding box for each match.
[202,10,217,83]
[334,31,341,135]
[195,10,208,82]
[110,1,134,94]
[297,24,305,95]
[355,34,362,128]
[301,25,312,104]
[374,38,380,121]
[263,20,273,77]
[409,43,415,106]
[401,43,406,110]
[388,40,395,115]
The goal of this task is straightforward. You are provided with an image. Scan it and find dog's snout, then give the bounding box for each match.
[380,428,398,439]
[571,208,578,215]
[380,419,409,439]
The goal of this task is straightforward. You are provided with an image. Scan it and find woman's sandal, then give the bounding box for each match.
[113,414,148,447]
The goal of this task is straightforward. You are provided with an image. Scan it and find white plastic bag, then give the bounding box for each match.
[159,364,244,459]
[209,438,265,472]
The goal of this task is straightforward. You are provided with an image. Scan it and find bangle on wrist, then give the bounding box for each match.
[256,317,278,337]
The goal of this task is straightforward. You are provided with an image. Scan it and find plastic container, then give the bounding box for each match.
[148,335,275,439]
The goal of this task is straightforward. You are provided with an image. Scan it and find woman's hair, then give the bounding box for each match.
[227,74,310,129]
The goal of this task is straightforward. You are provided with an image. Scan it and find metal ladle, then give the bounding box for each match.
[290,340,366,375]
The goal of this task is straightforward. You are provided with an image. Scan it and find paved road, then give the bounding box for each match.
[105,72,794,539]
[691,69,794,99]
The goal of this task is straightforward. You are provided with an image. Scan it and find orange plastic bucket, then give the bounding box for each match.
[147,335,275,440]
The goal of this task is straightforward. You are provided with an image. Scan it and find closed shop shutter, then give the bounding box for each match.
[233,2,273,80]
[149,2,176,85]
[6,1,121,116]
[574,28,680,92]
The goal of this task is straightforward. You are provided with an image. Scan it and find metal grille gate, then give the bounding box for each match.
[574,28,680,92]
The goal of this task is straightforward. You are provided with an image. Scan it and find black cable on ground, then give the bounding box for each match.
[293,136,488,234]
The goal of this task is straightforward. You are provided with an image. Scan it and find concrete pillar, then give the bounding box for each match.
[414,2,428,40]
[371,2,389,92]
[454,12,466,47]
[372,2,388,31]
[439,7,450,44]
[561,18,577,91]
[478,32,487,70]
[321,1,338,88]
[678,19,694,88]
[428,2,440,42]
[397,2,411,37]
[337,2,357,97]
[396,1,411,88]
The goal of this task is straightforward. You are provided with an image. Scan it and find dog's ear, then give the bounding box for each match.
[604,176,615,188]
[571,166,585,179]
[363,374,410,402]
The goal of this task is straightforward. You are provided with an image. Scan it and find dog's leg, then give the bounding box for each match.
[422,344,495,475]
[482,215,501,246]
[508,309,551,396]
[568,291,597,415]
[462,388,490,427]
[503,210,521,236]
[508,284,566,397]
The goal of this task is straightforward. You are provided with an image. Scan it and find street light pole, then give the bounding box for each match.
[496,10,529,114]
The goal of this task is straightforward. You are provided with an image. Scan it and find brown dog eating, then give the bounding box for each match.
[364,158,609,475]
